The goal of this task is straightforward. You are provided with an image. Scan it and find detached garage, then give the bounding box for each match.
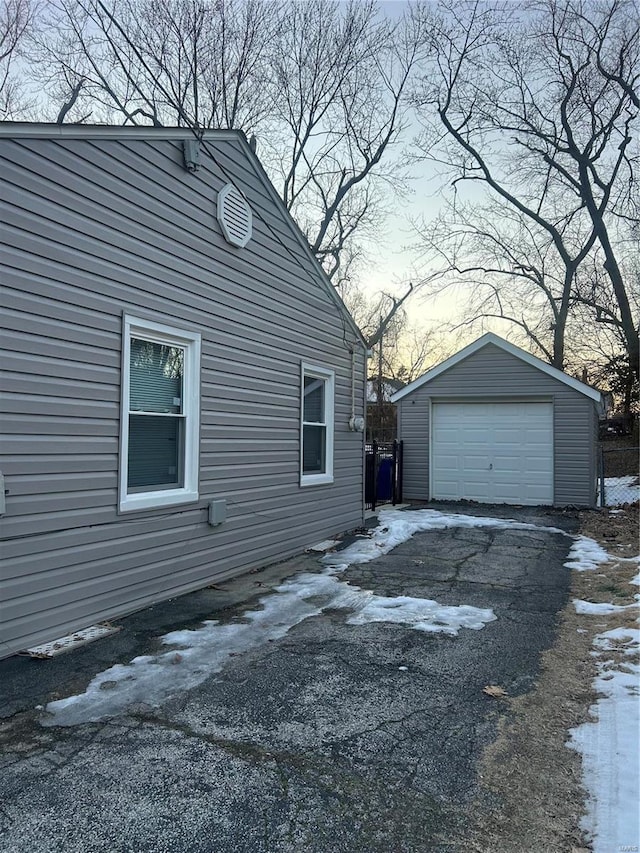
[391,333,603,508]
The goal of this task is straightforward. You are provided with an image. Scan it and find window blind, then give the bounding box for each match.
[130,339,183,414]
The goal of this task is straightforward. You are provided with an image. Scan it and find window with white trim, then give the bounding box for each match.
[301,363,334,486]
[119,316,201,512]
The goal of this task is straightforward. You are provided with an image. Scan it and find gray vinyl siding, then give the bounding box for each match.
[397,344,597,507]
[397,395,430,502]
[0,132,366,657]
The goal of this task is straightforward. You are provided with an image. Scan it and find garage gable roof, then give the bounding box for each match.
[390,333,602,404]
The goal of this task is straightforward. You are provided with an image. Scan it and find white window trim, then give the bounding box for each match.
[300,362,334,487]
[119,315,201,513]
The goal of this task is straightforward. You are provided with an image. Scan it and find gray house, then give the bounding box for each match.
[391,333,602,507]
[0,124,367,658]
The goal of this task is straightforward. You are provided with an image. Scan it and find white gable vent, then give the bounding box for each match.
[217,182,252,248]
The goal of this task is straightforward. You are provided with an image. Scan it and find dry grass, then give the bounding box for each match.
[466,504,639,853]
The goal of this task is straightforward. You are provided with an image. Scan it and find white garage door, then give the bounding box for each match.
[431,402,554,506]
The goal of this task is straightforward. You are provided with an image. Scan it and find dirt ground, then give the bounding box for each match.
[466,503,640,853]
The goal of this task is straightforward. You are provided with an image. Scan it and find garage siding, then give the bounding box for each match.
[397,393,430,502]
[397,344,597,507]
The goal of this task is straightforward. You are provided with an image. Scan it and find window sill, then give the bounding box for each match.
[300,474,334,488]
[119,488,199,513]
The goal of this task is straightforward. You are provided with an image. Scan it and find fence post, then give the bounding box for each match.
[392,440,398,506]
[371,439,378,512]
[398,440,403,503]
[599,445,605,508]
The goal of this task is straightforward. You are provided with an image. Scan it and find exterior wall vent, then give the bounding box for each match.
[217,183,252,248]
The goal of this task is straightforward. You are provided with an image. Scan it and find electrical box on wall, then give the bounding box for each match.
[208,499,226,527]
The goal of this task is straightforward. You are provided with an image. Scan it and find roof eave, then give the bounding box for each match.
[0,122,243,142]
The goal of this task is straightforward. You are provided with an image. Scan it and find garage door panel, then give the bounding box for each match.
[432,402,553,506]
[493,486,522,502]
[462,455,491,471]
[523,430,549,443]
[463,484,493,501]
[437,481,462,499]
[433,455,461,473]
[494,428,521,444]
[493,454,519,466]
[523,458,553,473]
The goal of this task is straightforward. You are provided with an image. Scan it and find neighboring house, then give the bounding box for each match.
[0,124,367,658]
[391,333,603,507]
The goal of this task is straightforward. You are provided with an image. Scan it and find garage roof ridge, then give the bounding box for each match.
[390,332,602,404]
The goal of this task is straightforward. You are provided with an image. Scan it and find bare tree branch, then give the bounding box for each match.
[413,0,639,376]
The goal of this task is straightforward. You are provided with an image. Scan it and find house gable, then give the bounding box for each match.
[0,123,365,348]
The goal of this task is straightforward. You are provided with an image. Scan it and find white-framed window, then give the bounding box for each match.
[300,363,334,487]
[119,315,201,513]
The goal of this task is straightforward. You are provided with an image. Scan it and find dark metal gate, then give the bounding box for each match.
[365,440,403,511]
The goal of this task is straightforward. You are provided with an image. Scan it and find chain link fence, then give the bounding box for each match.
[598,445,640,507]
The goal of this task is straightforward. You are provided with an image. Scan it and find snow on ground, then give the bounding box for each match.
[568,626,640,853]
[564,536,613,571]
[43,566,497,726]
[323,508,567,571]
[599,476,640,507]
[573,599,639,616]
[45,509,508,726]
[335,508,614,576]
[41,500,640,852]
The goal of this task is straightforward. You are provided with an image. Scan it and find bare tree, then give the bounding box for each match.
[1,0,38,117]
[413,199,575,363]
[383,323,445,385]
[32,0,277,127]
[265,0,424,282]
[567,297,639,412]
[341,282,444,380]
[29,0,424,339]
[570,223,640,409]
[412,0,639,376]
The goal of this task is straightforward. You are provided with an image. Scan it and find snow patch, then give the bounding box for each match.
[573,599,639,616]
[43,509,504,727]
[346,594,495,634]
[323,507,566,571]
[568,628,640,852]
[43,587,324,727]
[565,536,613,572]
[592,628,640,656]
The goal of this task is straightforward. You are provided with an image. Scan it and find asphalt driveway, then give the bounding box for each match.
[0,505,579,853]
